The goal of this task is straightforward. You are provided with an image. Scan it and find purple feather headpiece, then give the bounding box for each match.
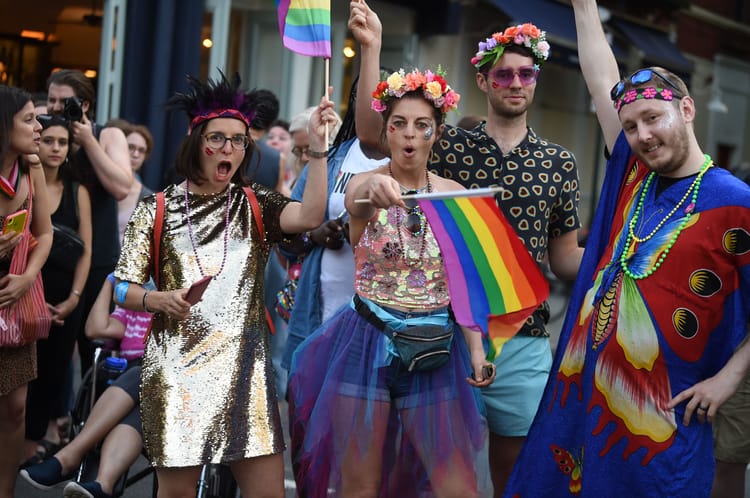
[168,71,259,133]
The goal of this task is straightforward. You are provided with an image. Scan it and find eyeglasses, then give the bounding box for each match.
[202,132,249,151]
[291,146,310,158]
[402,193,425,236]
[128,144,148,155]
[610,68,682,102]
[487,65,540,88]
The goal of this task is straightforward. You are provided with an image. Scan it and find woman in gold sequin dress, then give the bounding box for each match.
[0,85,53,498]
[112,74,334,497]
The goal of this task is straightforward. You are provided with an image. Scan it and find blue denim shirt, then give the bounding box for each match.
[281,138,357,370]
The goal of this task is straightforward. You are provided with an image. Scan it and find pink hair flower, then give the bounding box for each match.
[623,89,638,104]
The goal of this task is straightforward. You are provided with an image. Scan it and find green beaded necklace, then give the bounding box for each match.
[619,154,713,280]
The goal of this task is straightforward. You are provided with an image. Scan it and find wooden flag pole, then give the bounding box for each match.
[324,58,330,146]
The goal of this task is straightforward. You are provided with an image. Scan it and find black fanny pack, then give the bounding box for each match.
[353,295,453,372]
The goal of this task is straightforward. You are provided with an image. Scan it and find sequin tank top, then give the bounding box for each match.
[354,206,450,309]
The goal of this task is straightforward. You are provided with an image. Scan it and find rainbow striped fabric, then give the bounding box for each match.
[419,191,549,360]
[275,0,331,58]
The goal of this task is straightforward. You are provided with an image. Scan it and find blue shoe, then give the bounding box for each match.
[18,456,73,490]
[63,481,113,498]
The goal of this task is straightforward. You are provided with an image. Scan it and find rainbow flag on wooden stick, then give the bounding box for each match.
[276,0,331,58]
[418,190,549,360]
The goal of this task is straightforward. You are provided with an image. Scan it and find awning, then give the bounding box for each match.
[485,0,577,48]
[609,18,694,75]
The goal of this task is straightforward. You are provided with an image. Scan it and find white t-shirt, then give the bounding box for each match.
[319,139,389,321]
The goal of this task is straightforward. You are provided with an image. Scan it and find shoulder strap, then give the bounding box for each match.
[241,186,276,334]
[71,180,80,221]
[151,192,165,288]
[242,186,264,250]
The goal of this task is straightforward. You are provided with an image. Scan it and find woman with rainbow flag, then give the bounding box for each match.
[287,67,495,497]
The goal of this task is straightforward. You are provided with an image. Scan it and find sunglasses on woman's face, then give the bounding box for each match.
[610,68,682,102]
[487,65,540,88]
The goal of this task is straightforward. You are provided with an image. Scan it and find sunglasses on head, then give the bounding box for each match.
[487,65,540,88]
[610,68,682,102]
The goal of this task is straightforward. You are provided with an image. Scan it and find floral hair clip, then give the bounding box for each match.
[471,22,550,70]
[614,86,675,112]
[371,67,461,115]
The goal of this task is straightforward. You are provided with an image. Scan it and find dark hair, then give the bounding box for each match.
[38,114,77,181]
[269,119,289,131]
[0,85,33,171]
[173,120,254,186]
[251,90,280,131]
[46,69,96,118]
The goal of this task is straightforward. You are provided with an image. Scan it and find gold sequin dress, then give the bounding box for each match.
[115,182,289,467]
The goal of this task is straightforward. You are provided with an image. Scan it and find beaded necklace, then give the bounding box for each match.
[185,180,232,278]
[620,155,713,279]
[388,164,431,266]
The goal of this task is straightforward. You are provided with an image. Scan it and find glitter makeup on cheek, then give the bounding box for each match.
[424,127,433,140]
[205,147,215,156]
[388,124,396,133]
[491,81,500,89]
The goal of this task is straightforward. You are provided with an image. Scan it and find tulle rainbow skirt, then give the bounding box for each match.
[288,302,491,497]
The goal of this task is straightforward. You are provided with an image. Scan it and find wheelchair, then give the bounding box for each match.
[70,339,238,498]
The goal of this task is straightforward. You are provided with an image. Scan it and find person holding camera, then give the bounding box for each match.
[46,69,133,378]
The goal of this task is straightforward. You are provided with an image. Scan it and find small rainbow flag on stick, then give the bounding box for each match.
[418,190,549,360]
[276,0,331,58]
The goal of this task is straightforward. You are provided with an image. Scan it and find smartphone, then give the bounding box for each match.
[185,275,212,305]
[2,209,28,235]
[482,364,496,379]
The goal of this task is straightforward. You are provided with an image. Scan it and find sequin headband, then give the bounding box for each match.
[189,109,252,132]
[613,87,676,112]
[471,23,550,70]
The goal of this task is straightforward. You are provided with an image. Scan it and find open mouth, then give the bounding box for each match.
[217,161,232,178]
[403,145,416,158]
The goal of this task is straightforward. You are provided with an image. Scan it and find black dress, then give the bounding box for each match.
[25,178,84,439]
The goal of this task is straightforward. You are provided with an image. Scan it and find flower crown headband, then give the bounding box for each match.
[371,67,461,115]
[471,22,550,70]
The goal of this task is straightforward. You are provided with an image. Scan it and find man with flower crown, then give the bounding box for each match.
[502,0,750,496]
[348,1,584,495]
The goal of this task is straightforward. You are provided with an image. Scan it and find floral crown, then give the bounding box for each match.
[471,23,550,70]
[370,67,460,115]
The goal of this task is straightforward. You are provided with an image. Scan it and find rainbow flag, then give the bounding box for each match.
[276,0,331,58]
[418,191,549,360]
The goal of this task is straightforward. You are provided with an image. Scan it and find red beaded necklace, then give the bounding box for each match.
[388,164,431,266]
[185,180,232,278]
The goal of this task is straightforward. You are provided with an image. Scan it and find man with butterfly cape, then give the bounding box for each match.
[505,1,750,496]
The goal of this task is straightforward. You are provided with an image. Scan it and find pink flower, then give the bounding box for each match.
[660,88,674,101]
[643,87,657,99]
[371,99,387,113]
[623,89,638,103]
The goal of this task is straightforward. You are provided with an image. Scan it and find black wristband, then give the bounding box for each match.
[307,149,328,159]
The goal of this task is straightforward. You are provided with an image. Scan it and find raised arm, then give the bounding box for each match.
[571,0,622,152]
[348,0,389,156]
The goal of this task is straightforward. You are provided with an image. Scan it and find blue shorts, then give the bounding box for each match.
[481,335,551,436]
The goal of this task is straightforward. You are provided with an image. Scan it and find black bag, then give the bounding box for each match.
[48,223,84,272]
[353,295,453,372]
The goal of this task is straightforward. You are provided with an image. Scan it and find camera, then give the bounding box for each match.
[62,96,84,122]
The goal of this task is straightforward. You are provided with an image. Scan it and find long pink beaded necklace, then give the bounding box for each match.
[185,180,232,277]
[388,164,431,266]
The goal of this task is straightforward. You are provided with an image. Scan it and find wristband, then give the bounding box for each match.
[143,291,154,313]
[106,272,116,285]
[114,281,129,304]
[307,149,328,159]
[71,289,82,298]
